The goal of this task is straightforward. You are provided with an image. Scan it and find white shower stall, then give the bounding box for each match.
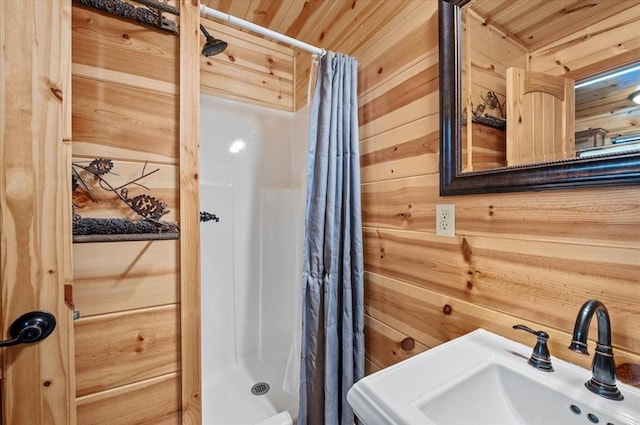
[199,94,308,424]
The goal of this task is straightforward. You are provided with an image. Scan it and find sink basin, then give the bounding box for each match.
[347,329,640,425]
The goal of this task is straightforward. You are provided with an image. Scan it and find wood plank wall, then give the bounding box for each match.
[463,5,639,167]
[67,5,640,422]
[71,6,182,424]
[70,6,294,424]
[313,0,640,385]
[178,0,202,423]
[1,1,75,424]
[200,20,295,111]
[529,3,640,146]
[463,10,525,170]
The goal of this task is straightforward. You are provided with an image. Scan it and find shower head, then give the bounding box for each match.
[199,24,228,57]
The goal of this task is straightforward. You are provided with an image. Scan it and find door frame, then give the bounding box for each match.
[179,1,202,424]
[0,1,75,424]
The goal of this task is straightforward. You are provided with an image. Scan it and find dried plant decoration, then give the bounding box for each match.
[126,193,168,220]
[86,158,114,175]
[72,158,178,240]
[466,90,507,130]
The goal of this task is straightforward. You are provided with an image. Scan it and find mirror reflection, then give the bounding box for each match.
[575,63,640,157]
[460,0,640,172]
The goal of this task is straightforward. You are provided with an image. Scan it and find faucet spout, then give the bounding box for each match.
[568,300,623,401]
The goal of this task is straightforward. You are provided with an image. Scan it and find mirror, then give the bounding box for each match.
[439,0,640,195]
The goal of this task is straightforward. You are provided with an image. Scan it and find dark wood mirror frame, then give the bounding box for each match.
[439,0,640,196]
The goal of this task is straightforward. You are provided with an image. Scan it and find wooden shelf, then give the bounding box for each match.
[73,232,179,243]
[72,217,179,243]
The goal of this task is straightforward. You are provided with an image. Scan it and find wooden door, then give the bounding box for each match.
[0,1,75,424]
[506,67,575,166]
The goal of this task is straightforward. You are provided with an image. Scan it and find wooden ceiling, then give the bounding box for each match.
[199,0,384,52]
[200,1,640,53]
[469,0,640,50]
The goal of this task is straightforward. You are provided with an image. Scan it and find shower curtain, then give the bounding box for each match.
[299,51,365,425]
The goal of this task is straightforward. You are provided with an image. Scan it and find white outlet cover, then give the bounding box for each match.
[436,204,455,237]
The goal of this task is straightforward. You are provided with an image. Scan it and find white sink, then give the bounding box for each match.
[347,329,640,425]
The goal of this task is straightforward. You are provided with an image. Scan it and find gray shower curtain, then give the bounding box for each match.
[298,51,364,425]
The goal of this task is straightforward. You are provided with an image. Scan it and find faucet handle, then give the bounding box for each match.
[513,324,554,372]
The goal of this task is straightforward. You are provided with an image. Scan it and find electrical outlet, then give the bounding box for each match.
[436,204,455,237]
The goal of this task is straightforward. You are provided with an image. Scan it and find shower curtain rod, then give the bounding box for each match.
[199,5,325,57]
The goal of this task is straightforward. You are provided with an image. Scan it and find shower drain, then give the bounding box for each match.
[251,382,270,396]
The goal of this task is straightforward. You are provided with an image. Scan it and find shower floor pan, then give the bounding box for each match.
[202,353,297,425]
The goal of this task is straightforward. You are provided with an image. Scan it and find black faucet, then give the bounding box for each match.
[568,299,623,400]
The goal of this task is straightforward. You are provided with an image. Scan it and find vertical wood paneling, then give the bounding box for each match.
[63,139,78,425]
[505,68,575,165]
[1,1,75,424]
[63,1,73,142]
[179,1,202,423]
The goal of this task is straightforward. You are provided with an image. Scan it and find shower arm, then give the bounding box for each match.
[200,4,325,56]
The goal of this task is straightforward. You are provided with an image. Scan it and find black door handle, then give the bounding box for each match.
[0,311,56,348]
